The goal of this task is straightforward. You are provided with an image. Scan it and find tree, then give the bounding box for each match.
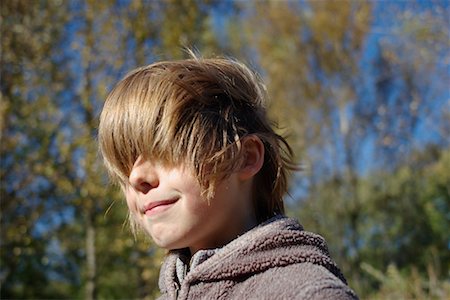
[1,0,72,297]
[2,0,227,298]
[240,0,449,296]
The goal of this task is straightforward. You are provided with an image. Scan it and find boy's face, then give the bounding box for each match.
[125,156,256,254]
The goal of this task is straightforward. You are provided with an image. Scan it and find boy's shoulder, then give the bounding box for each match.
[230,262,358,299]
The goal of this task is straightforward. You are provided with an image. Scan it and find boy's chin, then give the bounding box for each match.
[149,234,183,250]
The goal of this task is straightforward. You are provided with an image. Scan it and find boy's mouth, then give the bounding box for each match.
[143,199,178,216]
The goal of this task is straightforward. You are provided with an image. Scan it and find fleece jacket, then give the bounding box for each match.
[157,215,358,300]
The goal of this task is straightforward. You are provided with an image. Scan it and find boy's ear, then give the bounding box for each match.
[238,135,265,181]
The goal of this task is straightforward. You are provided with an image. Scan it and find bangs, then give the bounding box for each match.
[99,67,175,185]
[98,63,245,193]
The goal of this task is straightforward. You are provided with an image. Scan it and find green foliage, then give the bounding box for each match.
[294,146,450,297]
[360,148,449,275]
[1,0,71,298]
[362,263,450,300]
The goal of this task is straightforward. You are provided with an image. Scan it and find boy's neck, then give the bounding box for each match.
[189,178,258,255]
[189,217,257,255]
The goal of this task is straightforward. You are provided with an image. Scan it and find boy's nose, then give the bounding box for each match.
[128,156,159,194]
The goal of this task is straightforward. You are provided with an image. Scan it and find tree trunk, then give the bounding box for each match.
[85,212,97,300]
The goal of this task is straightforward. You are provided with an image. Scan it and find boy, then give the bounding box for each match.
[98,56,358,299]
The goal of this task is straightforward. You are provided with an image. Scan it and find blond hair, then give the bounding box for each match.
[98,56,296,222]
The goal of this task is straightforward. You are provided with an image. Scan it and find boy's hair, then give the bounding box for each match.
[98,56,296,223]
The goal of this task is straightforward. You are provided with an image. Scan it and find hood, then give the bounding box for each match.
[159,215,347,294]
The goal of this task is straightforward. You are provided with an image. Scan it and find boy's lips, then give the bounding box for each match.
[143,199,178,216]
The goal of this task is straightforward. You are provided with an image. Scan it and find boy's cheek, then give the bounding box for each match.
[124,188,140,214]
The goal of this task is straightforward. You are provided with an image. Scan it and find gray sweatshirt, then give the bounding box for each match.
[157,216,358,299]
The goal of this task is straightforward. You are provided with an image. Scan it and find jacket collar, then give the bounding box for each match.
[159,215,346,296]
